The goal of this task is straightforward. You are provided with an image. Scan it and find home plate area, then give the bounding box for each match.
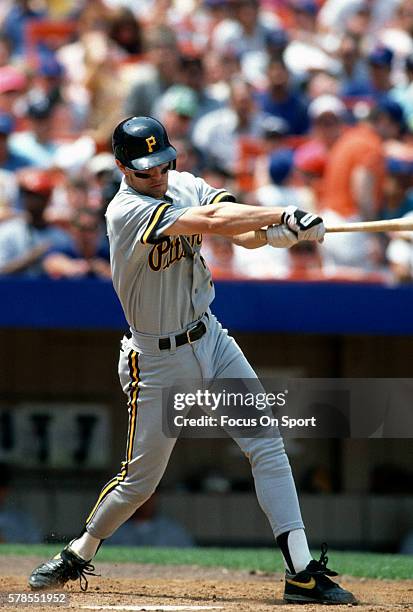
[1,558,412,611]
[82,606,224,611]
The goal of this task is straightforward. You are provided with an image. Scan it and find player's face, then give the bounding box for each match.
[122,162,170,199]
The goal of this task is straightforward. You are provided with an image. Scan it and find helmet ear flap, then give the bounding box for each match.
[169,160,176,170]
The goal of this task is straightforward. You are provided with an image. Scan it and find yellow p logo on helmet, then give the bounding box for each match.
[146,136,157,153]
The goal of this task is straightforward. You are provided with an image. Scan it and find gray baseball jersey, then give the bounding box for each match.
[105,171,235,334]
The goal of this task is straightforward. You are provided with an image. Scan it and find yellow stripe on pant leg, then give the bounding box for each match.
[85,352,139,526]
[127,351,139,462]
[85,476,120,525]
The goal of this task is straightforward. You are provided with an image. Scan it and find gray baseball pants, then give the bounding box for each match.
[85,312,304,539]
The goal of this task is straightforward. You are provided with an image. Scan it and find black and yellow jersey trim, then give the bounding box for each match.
[141,202,171,245]
[85,350,140,527]
[209,190,236,204]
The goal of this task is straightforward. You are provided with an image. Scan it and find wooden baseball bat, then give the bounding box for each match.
[326,218,413,233]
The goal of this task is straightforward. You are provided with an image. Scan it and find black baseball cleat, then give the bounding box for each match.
[28,545,97,592]
[283,544,357,605]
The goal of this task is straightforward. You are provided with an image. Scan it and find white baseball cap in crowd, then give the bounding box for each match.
[308,95,347,121]
[87,152,116,176]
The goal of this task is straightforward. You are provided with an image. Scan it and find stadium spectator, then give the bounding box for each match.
[83,37,128,144]
[0,65,27,115]
[342,45,395,101]
[255,148,313,210]
[9,97,60,168]
[157,84,199,141]
[24,56,80,135]
[283,1,340,80]
[286,241,324,281]
[55,1,124,135]
[336,31,370,98]
[178,54,223,120]
[293,140,327,204]
[290,0,319,37]
[86,152,119,208]
[46,175,91,229]
[211,0,281,58]
[173,138,203,174]
[0,168,70,276]
[28,56,66,104]
[124,25,180,118]
[365,45,396,102]
[252,114,290,189]
[386,212,413,282]
[321,98,405,220]
[320,98,406,269]
[381,156,413,220]
[385,0,413,52]
[202,163,237,197]
[203,49,240,103]
[108,7,143,56]
[192,78,263,173]
[318,0,400,37]
[194,234,242,279]
[43,207,111,280]
[287,94,346,206]
[305,69,341,101]
[255,56,310,135]
[0,0,410,283]
[0,112,32,172]
[390,52,413,131]
[0,168,18,222]
[0,33,13,68]
[307,94,347,148]
[1,0,46,58]
[241,28,290,88]
[181,0,230,53]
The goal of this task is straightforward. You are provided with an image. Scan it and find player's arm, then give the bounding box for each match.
[229,230,267,249]
[163,203,325,247]
[163,201,284,237]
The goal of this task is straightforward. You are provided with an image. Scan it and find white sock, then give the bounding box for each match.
[68,532,101,562]
[281,529,312,574]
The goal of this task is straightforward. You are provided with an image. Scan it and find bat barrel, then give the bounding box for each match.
[325,219,413,233]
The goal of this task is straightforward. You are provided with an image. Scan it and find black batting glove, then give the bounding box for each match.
[281,205,325,243]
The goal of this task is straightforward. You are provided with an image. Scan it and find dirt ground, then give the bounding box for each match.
[0,556,412,612]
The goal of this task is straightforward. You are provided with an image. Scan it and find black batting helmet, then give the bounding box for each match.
[112,116,177,171]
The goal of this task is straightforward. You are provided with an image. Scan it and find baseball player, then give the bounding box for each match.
[28,117,356,605]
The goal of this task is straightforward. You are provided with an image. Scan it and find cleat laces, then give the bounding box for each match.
[73,561,98,592]
[308,543,338,577]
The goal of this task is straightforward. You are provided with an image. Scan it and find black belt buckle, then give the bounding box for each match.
[159,316,207,350]
[186,322,199,345]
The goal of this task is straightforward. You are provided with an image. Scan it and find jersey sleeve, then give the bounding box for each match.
[193,176,236,206]
[140,201,189,244]
[106,197,189,257]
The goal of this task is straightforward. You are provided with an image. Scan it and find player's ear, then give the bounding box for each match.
[115,159,127,175]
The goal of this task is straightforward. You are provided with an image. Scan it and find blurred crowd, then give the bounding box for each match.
[1,0,413,282]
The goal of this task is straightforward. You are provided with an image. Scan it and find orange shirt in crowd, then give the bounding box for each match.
[321,123,385,218]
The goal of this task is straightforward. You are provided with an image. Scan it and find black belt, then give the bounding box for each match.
[159,318,207,350]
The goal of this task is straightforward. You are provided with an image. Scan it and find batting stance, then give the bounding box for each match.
[29,117,356,605]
